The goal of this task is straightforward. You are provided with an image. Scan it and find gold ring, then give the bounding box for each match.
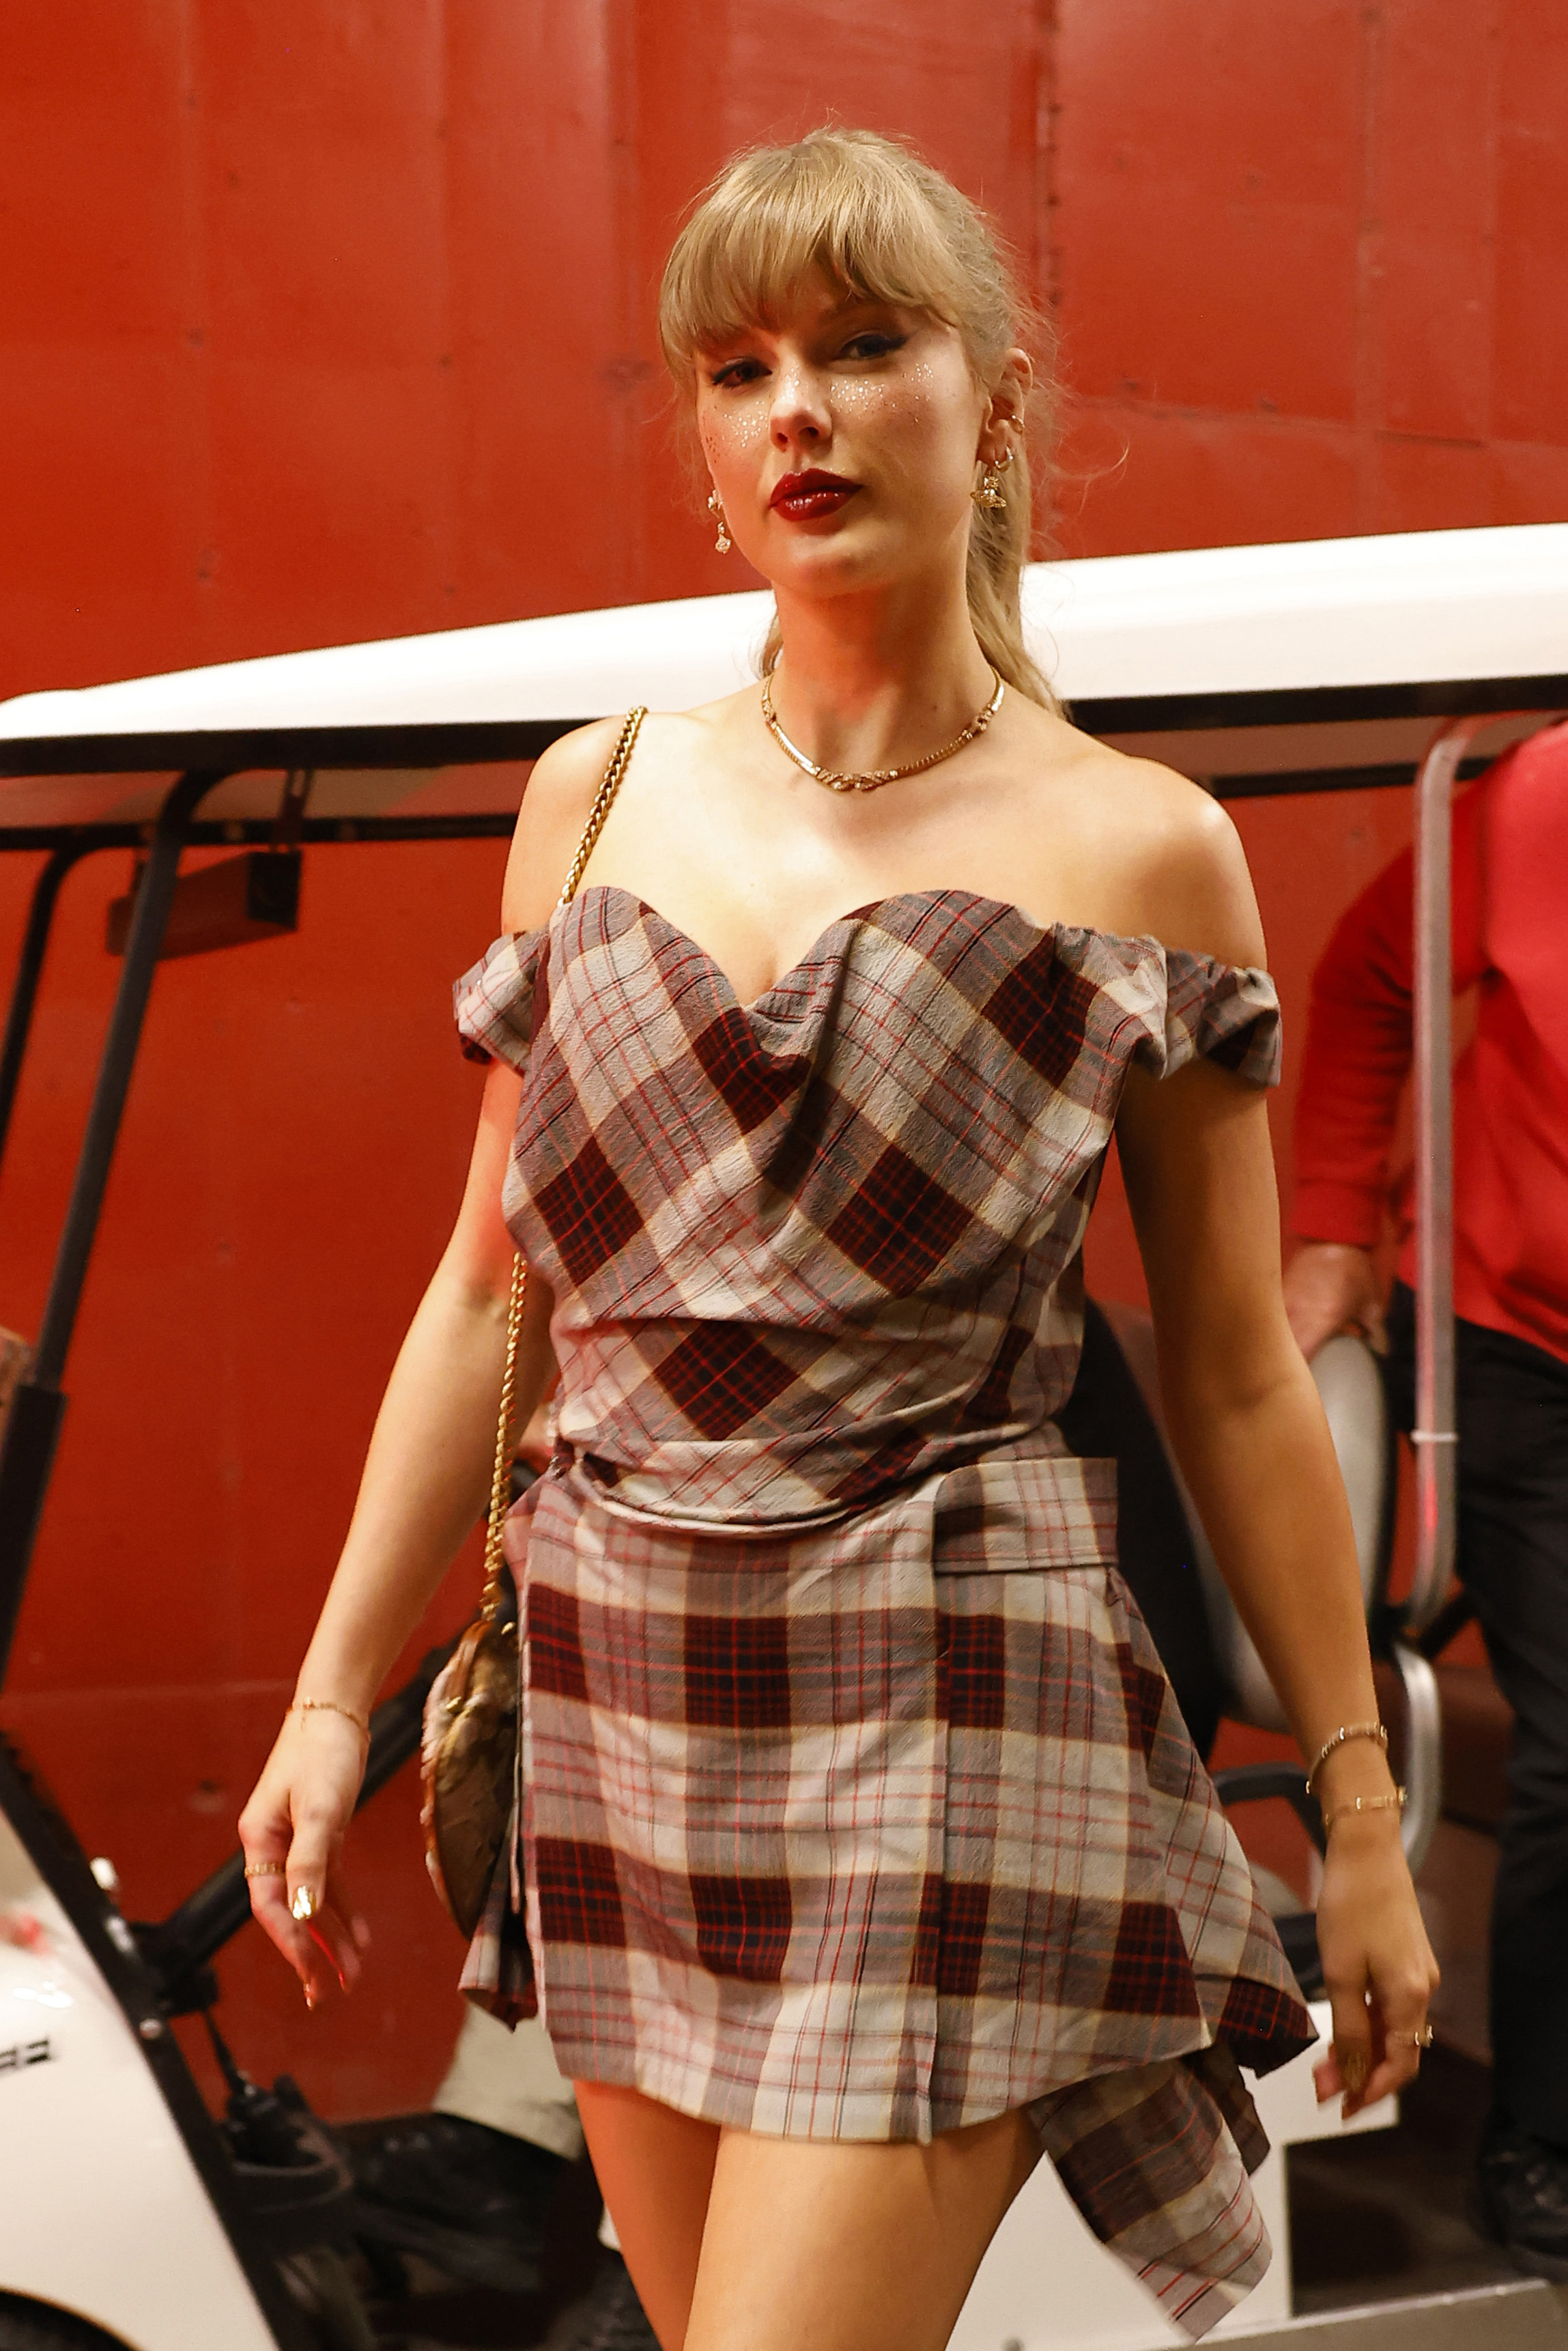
[244,1860,287,1879]
[1391,2026,1434,2051]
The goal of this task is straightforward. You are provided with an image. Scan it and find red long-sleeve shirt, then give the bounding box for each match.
[1292,720,1568,1367]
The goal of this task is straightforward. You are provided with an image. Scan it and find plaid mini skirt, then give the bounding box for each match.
[460,1446,1313,2338]
[454,888,1317,2337]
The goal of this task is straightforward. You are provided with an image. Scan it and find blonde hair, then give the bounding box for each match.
[658,128,1057,710]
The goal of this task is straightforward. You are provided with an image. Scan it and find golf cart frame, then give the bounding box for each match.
[1,524,1565,2348]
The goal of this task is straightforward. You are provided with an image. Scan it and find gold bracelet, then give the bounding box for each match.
[1323,1788,1407,1834]
[1306,1721,1388,1796]
[289,1696,370,1739]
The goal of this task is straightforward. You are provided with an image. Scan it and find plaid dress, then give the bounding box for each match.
[454,883,1316,2341]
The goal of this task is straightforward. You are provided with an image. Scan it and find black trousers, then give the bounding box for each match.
[1385,1282,1568,2148]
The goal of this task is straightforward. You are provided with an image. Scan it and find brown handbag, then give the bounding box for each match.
[420,705,646,1940]
[420,1253,529,1939]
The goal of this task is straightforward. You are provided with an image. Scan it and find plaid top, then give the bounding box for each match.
[455,884,1315,2340]
[459,887,1281,1530]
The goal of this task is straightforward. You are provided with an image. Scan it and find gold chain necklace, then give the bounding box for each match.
[760,669,1005,795]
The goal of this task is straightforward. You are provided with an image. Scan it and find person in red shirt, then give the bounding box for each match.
[1285,719,1568,2277]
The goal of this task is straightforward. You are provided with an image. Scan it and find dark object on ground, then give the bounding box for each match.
[558,2253,660,2351]
[0,2293,139,2348]
[1478,2123,1568,2281]
[334,2110,565,2296]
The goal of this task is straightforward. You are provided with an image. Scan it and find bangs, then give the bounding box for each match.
[659,132,987,386]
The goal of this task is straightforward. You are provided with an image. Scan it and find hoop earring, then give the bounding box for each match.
[707,490,732,555]
[971,447,1014,513]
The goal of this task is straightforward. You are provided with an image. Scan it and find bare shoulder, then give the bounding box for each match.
[1054,725,1266,968]
[500,715,636,932]
[500,698,739,930]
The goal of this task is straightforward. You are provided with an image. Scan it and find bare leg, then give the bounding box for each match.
[574,2081,721,2350]
[576,2078,1040,2351]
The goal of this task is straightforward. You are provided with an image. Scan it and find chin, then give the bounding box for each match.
[765,525,906,597]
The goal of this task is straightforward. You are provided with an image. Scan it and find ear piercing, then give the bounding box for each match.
[707,491,732,554]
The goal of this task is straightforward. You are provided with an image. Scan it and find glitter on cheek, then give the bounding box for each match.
[698,403,770,493]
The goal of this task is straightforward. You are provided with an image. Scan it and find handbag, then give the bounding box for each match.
[420,1253,529,1939]
[420,704,646,1940]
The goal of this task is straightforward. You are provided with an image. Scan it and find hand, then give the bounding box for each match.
[1283,1242,1385,1361]
[1311,1812,1440,2118]
[238,1709,371,2008]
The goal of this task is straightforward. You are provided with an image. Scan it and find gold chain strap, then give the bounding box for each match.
[480,1252,530,1620]
[486,708,646,1593]
[557,707,646,906]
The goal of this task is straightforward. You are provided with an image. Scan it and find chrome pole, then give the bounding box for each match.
[1406,716,1495,1637]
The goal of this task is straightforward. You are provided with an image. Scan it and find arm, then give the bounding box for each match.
[239,1060,556,2002]
[1115,800,1437,2113]
[1285,776,1490,1357]
[238,722,618,2005]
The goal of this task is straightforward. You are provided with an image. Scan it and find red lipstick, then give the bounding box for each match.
[769,469,860,520]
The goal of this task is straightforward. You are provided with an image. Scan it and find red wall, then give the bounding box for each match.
[0,3,1563,2120]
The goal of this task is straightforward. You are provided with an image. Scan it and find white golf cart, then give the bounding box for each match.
[0,524,1565,2350]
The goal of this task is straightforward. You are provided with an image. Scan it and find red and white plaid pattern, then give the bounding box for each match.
[455,885,1313,2337]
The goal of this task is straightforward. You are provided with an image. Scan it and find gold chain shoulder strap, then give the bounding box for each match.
[481,707,648,1615]
[558,707,647,907]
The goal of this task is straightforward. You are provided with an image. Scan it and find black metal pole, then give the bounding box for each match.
[0,772,223,1688]
[0,844,89,1178]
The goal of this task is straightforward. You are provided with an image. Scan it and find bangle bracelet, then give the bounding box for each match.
[289,1696,370,1739]
[1323,1787,1407,1834]
[1306,1721,1388,1797]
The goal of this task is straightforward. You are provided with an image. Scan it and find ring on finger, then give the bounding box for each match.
[244,1860,287,1879]
[1389,2025,1434,2051]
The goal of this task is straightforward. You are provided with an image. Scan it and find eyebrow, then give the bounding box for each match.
[700,291,899,350]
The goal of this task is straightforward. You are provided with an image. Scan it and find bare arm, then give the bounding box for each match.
[236,724,618,2003]
[1113,788,1436,2113]
[288,1061,554,1715]
[238,1059,556,1999]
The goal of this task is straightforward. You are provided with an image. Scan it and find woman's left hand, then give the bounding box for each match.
[1311,1814,1440,2118]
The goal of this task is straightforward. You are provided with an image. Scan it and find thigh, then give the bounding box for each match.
[685,2106,1041,2351]
[575,2081,722,2351]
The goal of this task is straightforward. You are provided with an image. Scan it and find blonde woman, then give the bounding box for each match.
[242,130,1437,2351]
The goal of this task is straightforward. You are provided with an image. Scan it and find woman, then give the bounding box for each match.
[242,130,1436,2351]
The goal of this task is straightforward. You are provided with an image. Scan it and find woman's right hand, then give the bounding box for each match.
[239,1709,371,2007]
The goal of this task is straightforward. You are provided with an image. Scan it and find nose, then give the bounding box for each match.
[769,354,831,452]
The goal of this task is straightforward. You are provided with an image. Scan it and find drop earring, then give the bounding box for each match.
[707,490,732,554]
[971,447,1014,513]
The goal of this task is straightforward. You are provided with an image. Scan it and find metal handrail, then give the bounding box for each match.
[1404,711,1559,1634]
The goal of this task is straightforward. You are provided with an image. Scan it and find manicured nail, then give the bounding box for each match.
[291,1885,315,1922]
[304,1982,317,2010]
[1340,2050,1369,2095]
[352,1915,371,1950]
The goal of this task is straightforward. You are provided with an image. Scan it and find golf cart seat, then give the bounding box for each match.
[1065,1298,1445,1995]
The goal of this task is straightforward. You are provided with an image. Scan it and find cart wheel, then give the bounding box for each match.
[0,2298,130,2350]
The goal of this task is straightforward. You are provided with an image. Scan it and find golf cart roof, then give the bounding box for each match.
[1,522,1565,833]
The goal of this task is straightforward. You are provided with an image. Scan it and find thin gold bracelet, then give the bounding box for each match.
[1322,1787,1407,1834]
[1306,1721,1388,1797]
[289,1696,370,1739]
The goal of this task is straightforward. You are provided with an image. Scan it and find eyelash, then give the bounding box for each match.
[707,332,905,388]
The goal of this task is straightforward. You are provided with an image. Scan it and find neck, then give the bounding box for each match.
[768,556,997,774]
